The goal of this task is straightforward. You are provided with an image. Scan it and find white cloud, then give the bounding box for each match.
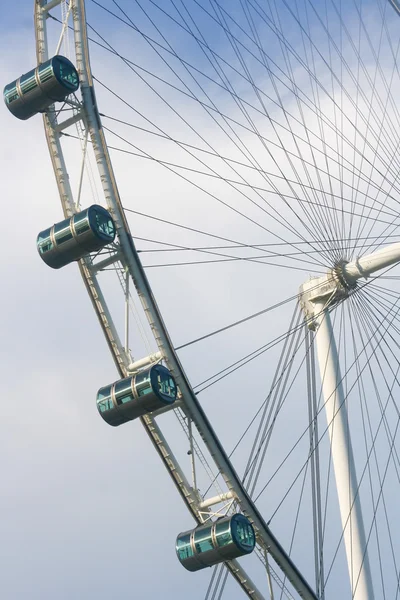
[2,2,400,598]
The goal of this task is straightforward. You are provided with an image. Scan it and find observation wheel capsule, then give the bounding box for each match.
[3,55,79,121]
[176,514,256,572]
[37,205,116,269]
[97,364,177,427]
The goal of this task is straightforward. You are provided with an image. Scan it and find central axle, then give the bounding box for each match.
[299,241,400,329]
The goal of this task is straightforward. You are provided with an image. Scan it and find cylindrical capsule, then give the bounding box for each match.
[176,514,255,572]
[37,205,116,269]
[3,55,79,120]
[97,364,177,426]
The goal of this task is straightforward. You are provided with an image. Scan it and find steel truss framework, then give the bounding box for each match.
[30,0,400,598]
[34,1,317,598]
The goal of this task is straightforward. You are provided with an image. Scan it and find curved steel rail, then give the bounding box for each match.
[34,1,317,598]
[389,0,400,15]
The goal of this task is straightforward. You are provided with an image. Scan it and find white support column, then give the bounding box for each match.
[314,302,374,600]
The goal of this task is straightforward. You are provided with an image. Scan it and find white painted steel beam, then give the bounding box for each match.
[344,242,400,283]
[127,352,162,372]
[199,491,234,509]
[314,303,374,600]
[389,0,400,16]
[90,252,121,273]
[298,241,400,598]
[55,112,83,132]
[42,0,63,13]
[228,559,267,600]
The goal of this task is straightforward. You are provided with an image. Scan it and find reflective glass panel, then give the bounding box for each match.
[58,59,79,88]
[54,219,73,245]
[157,370,176,398]
[38,62,54,84]
[20,71,37,95]
[194,526,214,554]
[4,84,19,105]
[73,211,90,235]
[37,228,53,254]
[135,371,152,397]
[93,209,115,239]
[176,534,193,560]
[98,399,112,413]
[97,385,113,412]
[215,520,232,548]
[114,378,133,405]
[233,518,255,549]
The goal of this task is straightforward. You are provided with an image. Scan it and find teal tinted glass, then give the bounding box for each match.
[135,371,152,397]
[233,517,255,550]
[4,83,19,105]
[157,370,176,398]
[38,62,54,84]
[54,219,73,245]
[194,526,214,554]
[114,378,133,405]
[58,58,79,89]
[20,71,37,95]
[98,399,112,413]
[37,228,53,254]
[93,208,115,238]
[215,520,232,548]
[97,385,113,412]
[176,534,193,560]
[73,211,90,235]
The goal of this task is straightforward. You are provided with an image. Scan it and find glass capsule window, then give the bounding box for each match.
[176,534,193,561]
[38,62,54,84]
[234,518,255,549]
[58,58,79,89]
[93,208,115,239]
[194,526,214,554]
[215,520,232,549]
[72,211,91,235]
[157,370,176,398]
[97,385,113,413]
[19,72,37,95]
[37,228,53,254]
[3,84,19,105]
[135,371,152,397]
[3,83,17,104]
[114,378,133,405]
[54,219,73,245]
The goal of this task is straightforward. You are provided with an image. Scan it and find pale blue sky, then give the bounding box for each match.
[1,1,400,599]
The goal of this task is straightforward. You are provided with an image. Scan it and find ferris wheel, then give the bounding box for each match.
[4,0,400,598]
